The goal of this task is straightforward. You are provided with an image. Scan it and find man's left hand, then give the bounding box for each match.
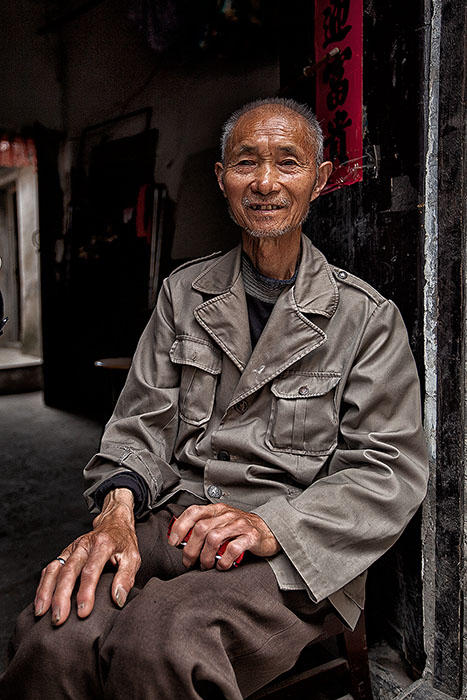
[167,504,280,570]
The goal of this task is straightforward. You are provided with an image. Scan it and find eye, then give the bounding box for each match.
[279,159,298,166]
[237,159,256,166]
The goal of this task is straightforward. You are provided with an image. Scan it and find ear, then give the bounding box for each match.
[215,162,227,197]
[310,161,333,202]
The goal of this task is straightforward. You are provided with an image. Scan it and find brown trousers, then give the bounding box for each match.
[0,504,330,699]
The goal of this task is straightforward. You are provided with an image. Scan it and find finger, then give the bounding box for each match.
[51,544,93,625]
[167,504,218,546]
[214,535,250,571]
[181,512,238,568]
[110,547,141,609]
[73,535,117,619]
[198,522,255,570]
[34,555,70,617]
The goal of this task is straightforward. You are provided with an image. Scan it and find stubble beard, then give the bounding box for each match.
[227,200,311,239]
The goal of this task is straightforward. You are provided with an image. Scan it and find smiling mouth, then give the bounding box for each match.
[249,204,284,211]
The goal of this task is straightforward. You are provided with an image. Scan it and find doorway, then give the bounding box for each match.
[0,178,20,344]
[0,164,42,392]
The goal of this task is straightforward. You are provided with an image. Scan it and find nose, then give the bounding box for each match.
[251,162,281,195]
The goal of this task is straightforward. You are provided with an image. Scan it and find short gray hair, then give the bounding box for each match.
[220,98,324,164]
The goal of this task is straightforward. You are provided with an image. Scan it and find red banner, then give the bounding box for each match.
[314,0,363,193]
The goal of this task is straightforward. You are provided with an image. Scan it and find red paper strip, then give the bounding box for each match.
[314,0,363,193]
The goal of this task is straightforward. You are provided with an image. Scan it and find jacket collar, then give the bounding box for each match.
[192,235,339,319]
[192,236,340,394]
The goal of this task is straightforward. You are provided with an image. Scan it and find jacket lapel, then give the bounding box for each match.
[228,237,340,405]
[192,236,340,402]
[193,246,252,372]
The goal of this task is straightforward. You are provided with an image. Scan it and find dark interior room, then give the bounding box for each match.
[1,1,466,699]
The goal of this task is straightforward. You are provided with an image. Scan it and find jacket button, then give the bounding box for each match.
[235,400,249,414]
[217,450,230,461]
[207,485,223,499]
[298,386,309,396]
[337,270,347,280]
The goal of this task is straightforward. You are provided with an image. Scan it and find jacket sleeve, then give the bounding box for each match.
[252,299,429,602]
[83,279,181,514]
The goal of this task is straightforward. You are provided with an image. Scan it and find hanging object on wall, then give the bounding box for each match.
[314,0,363,193]
[0,136,37,169]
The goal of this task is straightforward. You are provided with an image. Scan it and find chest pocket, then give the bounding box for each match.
[266,371,341,455]
[170,337,222,426]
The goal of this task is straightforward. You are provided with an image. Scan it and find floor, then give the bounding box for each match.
[0,391,102,672]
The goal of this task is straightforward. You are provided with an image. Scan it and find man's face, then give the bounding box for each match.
[215,107,332,239]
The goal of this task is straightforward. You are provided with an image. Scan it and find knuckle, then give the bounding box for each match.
[182,553,194,568]
[194,520,210,537]
[73,539,90,556]
[95,532,113,547]
[81,563,97,578]
[185,505,203,519]
[232,541,246,558]
[206,531,221,548]
[236,517,249,529]
[44,561,60,575]
[129,550,141,565]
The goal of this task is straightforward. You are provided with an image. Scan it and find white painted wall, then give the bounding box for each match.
[16,167,41,356]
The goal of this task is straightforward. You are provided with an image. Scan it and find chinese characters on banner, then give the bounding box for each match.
[314,0,363,193]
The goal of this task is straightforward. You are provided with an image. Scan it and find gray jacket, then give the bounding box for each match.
[84,236,428,628]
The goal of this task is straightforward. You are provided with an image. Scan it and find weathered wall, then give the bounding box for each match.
[279,0,427,678]
[428,0,466,696]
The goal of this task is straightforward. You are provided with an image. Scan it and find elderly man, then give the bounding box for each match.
[1,98,428,699]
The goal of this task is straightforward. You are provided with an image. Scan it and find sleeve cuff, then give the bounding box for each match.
[93,472,149,516]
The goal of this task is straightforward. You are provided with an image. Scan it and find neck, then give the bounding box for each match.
[241,229,301,279]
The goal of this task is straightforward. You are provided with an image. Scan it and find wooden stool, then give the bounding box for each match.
[94,357,132,410]
[247,612,373,700]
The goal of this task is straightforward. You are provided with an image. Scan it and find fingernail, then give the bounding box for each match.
[35,601,43,616]
[115,585,127,608]
[78,602,85,611]
[168,534,179,547]
[52,608,61,625]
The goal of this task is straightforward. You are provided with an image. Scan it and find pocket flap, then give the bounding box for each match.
[271,371,340,399]
[170,337,222,375]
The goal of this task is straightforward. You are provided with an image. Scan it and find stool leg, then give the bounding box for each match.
[341,613,373,700]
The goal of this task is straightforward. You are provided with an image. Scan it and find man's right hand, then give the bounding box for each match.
[34,488,141,626]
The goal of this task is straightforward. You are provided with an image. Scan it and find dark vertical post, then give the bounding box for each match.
[433,0,466,695]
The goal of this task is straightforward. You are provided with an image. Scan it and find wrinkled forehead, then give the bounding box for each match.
[226,106,316,159]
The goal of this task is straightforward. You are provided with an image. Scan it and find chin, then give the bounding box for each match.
[244,227,291,239]
[228,206,310,240]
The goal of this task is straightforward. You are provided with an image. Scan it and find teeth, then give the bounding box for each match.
[251,204,282,210]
